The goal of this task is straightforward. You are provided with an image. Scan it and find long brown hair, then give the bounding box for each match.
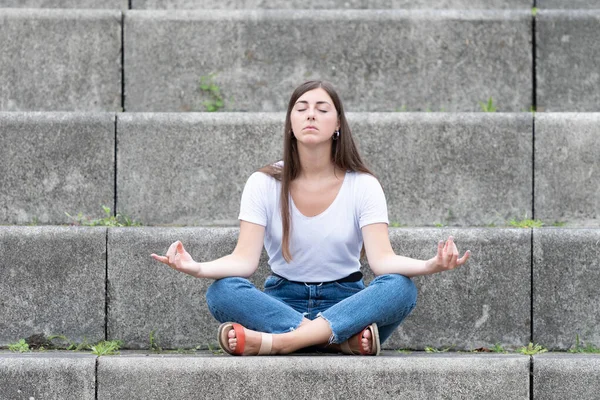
[260,80,375,262]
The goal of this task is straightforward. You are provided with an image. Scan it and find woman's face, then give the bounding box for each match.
[290,88,340,146]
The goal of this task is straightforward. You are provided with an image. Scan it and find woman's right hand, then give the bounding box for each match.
[151,241,201,277]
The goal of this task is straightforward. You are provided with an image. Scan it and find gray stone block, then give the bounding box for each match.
[107,227,270,349]
[0,9,121,111]
[535,113,600,226]
[98,353,529,399]
[354,113,533,227]
[0,112,115,225]
[378,228,531,350]
[0,0,127,8]
[533,228,600,349]
[534,354,600,400]
[117,113,532,227]
[125,10,532,112]
[116,113,282,226]
[108,227,528,350]
[0,352,96,400]
[0,227,106,346]
[536,10,600,111]
[538,0,600,9]
[133,0,531,9]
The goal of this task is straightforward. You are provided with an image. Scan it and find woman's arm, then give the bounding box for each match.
[151,221,265,279]
[362,223,470,277]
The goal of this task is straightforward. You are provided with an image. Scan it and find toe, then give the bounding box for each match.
[228,327,237,350]
[362,328,373,353]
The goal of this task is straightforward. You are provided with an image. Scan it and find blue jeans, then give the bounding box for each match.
[206,273,417,344]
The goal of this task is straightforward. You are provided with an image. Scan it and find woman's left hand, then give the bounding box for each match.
[427,236,470,274]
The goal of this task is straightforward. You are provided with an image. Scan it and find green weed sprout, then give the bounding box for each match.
[199,73,225,112]
[65,205,141,227]
[8,339,30,353]
[569,334,600,354]
[518,342,547,355]
[90,340,123,356]
[509,218,544,228]
[149,330,162,352]
[480,97,497,112]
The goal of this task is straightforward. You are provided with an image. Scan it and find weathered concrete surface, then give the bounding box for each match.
[108,227,528,350]
[0,352,96,400]
[534,354,600,400]
[0,0,127,8]
[533,229,600,349]
[536,10,600,111]
[107,227,268,349]
[116,113,282,226]
[354,113,532,227]
[125,10,532,112]
[535,114,600,227]
[133,0,532,9]
[117,113,532,227]
[0,227,106,346]
[98,353,529,399]
[378,228,531,350]
[0,9,121,111]
[0,113,115,225]
[538,0,600,9]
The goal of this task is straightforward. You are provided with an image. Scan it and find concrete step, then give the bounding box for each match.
[0,9,122,112]
[0,0,127,8]
[2,9,598,112]
[536,10,600,111]
[2,112,599,227]
[1,226,599,352]
[538,0,600,9]
[124,9,532,112]
[132,0,533,9]
[1,351,600,400]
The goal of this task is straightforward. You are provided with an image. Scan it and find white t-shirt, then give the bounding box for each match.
[238,168,389,282]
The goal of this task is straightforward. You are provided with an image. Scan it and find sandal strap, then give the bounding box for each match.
[258,333,273,355]
[231,323,246,356]
[340,338,360,355]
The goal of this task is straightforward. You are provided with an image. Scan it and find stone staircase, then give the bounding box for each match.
[1,1,599,399]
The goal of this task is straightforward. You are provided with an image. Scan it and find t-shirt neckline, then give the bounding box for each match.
[290,172,348,220]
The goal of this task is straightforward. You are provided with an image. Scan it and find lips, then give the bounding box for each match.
[304,126,318,131]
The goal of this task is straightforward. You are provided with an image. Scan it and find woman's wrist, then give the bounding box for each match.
[424,257,439,275]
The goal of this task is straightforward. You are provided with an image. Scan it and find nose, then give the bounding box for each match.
[307,107,316,120]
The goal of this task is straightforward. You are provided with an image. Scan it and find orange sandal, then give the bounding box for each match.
[340,323,381,356]
[218,322,274,356]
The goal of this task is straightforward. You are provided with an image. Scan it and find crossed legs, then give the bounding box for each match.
[206,274,417,355]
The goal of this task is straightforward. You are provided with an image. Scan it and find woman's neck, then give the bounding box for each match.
[296,143,338,180]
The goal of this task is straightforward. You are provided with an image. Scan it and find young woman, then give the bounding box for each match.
[151,80,470,356]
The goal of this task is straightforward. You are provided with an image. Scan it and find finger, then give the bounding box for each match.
[151,254,169,264]
[451,252,458,268]
[437,240,444,257]
[177,241,185,255]
[166,241,178,257]
[166,241,180,263]
[457,250,471,265]
[452,241,459,257]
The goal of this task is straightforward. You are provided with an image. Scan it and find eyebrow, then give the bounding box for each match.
[295,100,331,106]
